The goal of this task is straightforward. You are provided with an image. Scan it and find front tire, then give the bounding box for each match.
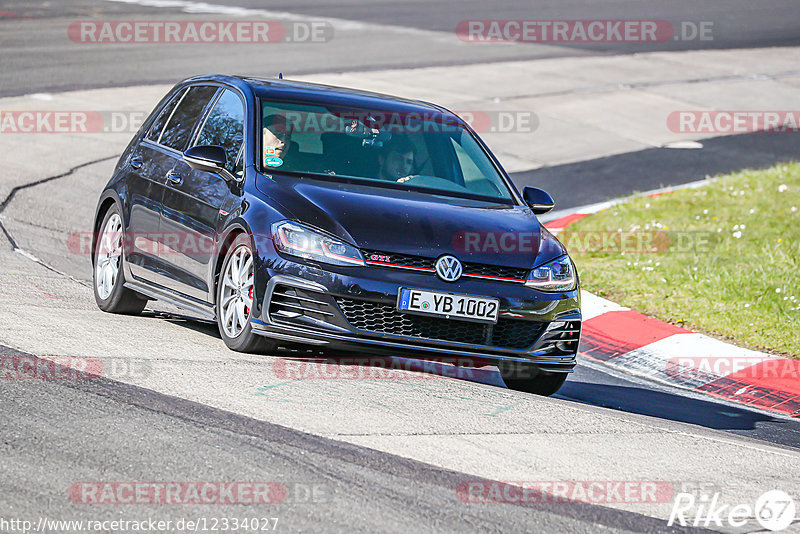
[216,234,277,353]
[93,205,147,315]
[499,362,568,396]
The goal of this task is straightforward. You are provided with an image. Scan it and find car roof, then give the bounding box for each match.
[182,74,457,118]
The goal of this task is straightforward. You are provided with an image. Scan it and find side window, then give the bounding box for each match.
[195,89,245,176]
[159,85,218,152]
[146,88,186,143]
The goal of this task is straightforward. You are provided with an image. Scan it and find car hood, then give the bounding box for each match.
[256,173,566,269]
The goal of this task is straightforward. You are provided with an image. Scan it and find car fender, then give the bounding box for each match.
[91,188,126,268]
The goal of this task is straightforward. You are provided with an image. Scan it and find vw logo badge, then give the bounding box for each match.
[435,255,463,282]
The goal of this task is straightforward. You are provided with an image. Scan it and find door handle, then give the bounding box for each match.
[167,172,183,185]
[129,157,143,170]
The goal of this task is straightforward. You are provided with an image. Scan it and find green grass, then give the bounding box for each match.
[566,162,800,358]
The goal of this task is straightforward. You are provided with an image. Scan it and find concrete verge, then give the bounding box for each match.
[544,191,800,419]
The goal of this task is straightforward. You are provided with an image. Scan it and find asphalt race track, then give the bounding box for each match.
[2,0,800,96]
[1,1,799,532]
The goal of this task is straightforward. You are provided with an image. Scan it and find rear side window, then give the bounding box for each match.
[158,85,218,151]
[195,89,245,176]
[146,88,187,143]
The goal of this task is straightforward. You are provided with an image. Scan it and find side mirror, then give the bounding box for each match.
[522,186,555,214]
[183,145,229,176]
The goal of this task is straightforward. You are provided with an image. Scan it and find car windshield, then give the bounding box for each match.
[260,99,514,202]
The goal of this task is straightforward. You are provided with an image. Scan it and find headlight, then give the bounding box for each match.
[525,255,577,292]
[272,221,365,266]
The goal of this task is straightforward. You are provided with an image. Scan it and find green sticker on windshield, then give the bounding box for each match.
[265,156,283,167]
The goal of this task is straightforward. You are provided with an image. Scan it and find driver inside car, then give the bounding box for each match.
[377,134,416,181]
[262,113,294,166]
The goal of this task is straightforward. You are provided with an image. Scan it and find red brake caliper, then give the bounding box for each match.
[246,277,253,315]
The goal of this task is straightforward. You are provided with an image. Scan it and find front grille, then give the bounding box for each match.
[335,297,545,350]
[491,318,545,349]
[362,250,528,282]
[363,250,432,270]
[462,263,529,281]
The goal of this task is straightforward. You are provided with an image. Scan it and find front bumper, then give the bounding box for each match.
[251,260,581,372]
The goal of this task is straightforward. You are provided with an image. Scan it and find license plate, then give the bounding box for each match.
[397,288,499,324]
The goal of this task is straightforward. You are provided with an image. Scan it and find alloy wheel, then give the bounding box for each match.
[95,213,123,300]
[220,245,254,338]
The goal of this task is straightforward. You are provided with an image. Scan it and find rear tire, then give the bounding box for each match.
[216,234,278,353]
[93,205,147,315]
[499,362,568,396]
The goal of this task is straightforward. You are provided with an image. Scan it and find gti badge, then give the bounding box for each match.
[435,255,463,282]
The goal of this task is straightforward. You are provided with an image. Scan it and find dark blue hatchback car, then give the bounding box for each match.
[92,75,581,395]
